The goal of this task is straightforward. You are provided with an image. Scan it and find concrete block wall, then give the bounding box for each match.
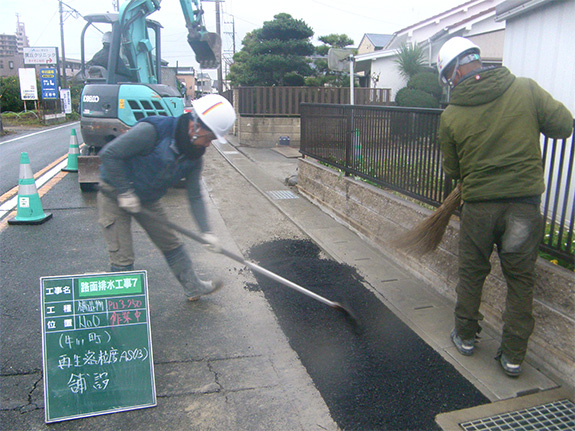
[237,116,300,148]
[297,157,575,388]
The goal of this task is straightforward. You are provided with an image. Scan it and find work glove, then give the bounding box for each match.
[117,190,141,214]
[201,232,221,253]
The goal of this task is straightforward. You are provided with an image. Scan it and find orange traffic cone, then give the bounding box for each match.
[61,129,79,172]
[8,152,53,225]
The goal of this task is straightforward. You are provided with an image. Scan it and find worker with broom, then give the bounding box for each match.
[97,94,236,301]
[436,37,572,377]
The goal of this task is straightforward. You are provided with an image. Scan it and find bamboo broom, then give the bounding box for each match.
[392,183,462,256]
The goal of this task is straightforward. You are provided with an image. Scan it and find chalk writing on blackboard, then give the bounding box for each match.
[41,271,156,423]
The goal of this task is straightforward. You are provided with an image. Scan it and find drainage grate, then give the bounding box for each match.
[266,190,299,200]
[460,399,575,431]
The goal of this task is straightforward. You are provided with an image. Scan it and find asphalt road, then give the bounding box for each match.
[0,123,79,195]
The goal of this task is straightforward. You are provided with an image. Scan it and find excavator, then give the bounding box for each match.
[77,0,220,191]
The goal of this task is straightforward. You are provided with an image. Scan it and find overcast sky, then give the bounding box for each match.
[0,0,465,71]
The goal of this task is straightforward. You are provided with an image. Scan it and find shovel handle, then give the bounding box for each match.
[138,208,245,261]
[242,260,340,308]
[138,207,341,308]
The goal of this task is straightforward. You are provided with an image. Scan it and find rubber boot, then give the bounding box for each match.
[164,245,223,301]
[110,263,134,272]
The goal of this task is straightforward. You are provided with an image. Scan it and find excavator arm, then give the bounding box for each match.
[118,0,163,83]
[179,0,221,69]
[117,0,220,79]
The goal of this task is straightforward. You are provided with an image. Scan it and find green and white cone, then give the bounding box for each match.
[61,128,79,172]
[8,152,53,225]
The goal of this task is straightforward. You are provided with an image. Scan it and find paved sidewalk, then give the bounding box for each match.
[213,136,571,420]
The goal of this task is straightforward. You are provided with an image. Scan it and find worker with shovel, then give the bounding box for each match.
[437,37,572,377]
[97,94,236,301]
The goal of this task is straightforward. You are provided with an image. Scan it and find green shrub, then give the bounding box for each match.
[395,88,439,108]
[408,72,442,100]
[0,76,25,112]
[283,72,305,86]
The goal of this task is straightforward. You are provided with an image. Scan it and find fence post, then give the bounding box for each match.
[353,129,362,163]
[345,105,353,176]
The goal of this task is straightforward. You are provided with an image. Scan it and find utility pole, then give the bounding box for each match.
[223,15,236,90]
[199,0,223,92]
[215,0,222,94]
[0,86,4,135]
[231,16,235,54]
[58,0,67,88]
[223,15,236,55]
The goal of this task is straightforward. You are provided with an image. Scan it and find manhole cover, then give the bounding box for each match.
[266,190,299,200]
[460,399,575,431]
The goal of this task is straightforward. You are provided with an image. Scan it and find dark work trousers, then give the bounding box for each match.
[455,200,544,364]
[97,183,182,268]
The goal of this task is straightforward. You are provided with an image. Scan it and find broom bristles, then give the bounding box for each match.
[392,183,462,256]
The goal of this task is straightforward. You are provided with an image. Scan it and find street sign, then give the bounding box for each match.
[18,68,38,101]
[60,88,72,114]
[23,47,58,65]
[40,271,156,423]
[40,68,58,100]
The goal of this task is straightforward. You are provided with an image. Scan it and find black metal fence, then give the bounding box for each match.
[300,104,574,263]
[541,120,575,263]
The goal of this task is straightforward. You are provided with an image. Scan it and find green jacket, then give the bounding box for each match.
[438,66,573,202]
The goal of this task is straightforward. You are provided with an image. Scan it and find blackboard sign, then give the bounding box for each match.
[40,271,156,423]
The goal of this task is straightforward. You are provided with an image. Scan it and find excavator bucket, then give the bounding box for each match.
[187,30,221,69]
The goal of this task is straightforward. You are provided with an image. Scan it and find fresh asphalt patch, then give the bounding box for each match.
[247,238,490,431]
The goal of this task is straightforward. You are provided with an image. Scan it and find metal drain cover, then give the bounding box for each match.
[460,399,575,431]
[267,190,299,200]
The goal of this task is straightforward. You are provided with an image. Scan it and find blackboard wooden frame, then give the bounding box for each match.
[40,271,156,423]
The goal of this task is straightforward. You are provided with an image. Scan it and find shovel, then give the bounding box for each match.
[139,207,359,328]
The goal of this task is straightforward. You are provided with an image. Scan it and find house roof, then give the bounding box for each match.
[355,0,504,63]
[392,0,488,35]
[362,33,393,49]
[495,0,555,21]
[443,6,497,34]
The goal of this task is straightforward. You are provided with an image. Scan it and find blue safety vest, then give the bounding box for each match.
[126,116,201,202]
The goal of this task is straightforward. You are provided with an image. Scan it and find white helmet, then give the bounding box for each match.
[191,94,236,144]
[102,32,112,45]
[437,37,480,85]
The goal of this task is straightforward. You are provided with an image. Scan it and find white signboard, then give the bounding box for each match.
[60,89,72,114]
[23,47,58,65]
[18,68,38,101]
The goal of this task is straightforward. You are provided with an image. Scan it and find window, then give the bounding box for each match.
[9,61,14,69]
